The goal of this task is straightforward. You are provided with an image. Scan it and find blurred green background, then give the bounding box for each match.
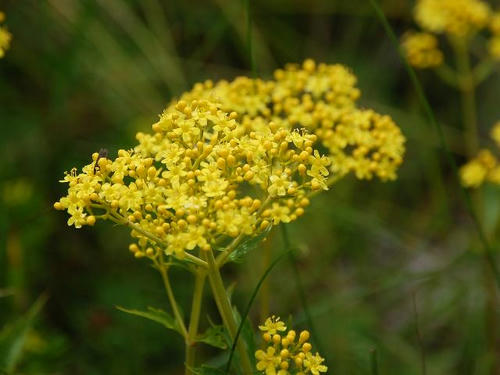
[0,0,499,374]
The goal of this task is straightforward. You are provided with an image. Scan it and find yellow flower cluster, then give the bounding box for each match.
[176,59,405,182]
[489,12,500,59]
[0,11,11,58]
[404,1,500,67]
[255,316,327,375]
[460,122,500,188]
[55,99,329,259]
[401,32,443,69]
[414,0,491,37]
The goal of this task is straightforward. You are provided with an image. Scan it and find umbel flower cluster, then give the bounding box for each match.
[255,316,327,375]
[402,0,500,67]
[0,11,11,58]
[460,122,500,188]
[55,60,405,261]
[55,99,329,259]
[178,59,405,183]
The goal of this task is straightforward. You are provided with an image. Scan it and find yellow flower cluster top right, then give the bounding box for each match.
[402,0,500,67]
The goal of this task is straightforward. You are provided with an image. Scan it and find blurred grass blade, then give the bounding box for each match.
[412,292,427,375]
[224,248,292,374]
[281,225,325,356]
[244,0,255,74]
[371,348,379,375]
[0,293,48,374]
[367,0,500,289]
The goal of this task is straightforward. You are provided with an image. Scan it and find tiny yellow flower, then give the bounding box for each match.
[303,352,328,375]
[256,315,328,375]
[255,347,281,375]
[259,315,287,335]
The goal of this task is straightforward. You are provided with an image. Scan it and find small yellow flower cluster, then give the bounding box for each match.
[460,122,500,188]
[414,0,491,37]
[406,0,500,65]
[401,32,443,69]
[176,59,405,182]
[255,316,327,375]
[489,12,500,59]
[0,11,11,58]
[55,99,328,259]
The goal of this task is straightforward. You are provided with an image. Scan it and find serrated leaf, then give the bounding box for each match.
[116,306,183,335]
[0,293,48,374]
[228,226,272,263]
[197,324,228,349]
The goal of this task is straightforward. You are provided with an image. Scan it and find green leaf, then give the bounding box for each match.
[483,184,500,236]
[228,226,272,263]
[0,293,48,374]
[191,365,225,375]
[116,306,183,335]
[197,324,228,349]
[232,307,256,367]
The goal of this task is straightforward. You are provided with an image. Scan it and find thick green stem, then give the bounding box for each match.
[185,270,206,375]
[205,250,253,375]
[454,38,499,375]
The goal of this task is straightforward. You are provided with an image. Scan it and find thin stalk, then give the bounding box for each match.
[412,292,426,375]
[454,39,478,159]
[366,0,500,290]
[185,270,206,375]
[204,249,254,375]
[370,348,379,375]
[281,225,325,356]
[158,264,188,339]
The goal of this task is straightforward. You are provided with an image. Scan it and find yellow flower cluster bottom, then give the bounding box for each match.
[0,11,11,58]
[460,122,500,188]
[55,99,329,261]
[256,316,327,375]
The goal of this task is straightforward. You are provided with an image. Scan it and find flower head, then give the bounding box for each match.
[414,0,491,37]
[402,32,443,69]
[460,123,500,188]
[255,315,328,374]
[56,99,328,260]
[259,315,287,335]
[176,59,405,185]
[0,11,11,58]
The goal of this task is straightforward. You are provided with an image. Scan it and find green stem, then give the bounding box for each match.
[204,249,253,375]
[185,270,206,375]
[158,264,188,339]
[454,39,478,159]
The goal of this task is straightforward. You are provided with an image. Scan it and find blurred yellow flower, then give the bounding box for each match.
[461,149,499,188]
[402,32,443,69]
[0,11,11,58]
[414,0,491,37]
[488,36,500,60]
[491,122,500,147]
